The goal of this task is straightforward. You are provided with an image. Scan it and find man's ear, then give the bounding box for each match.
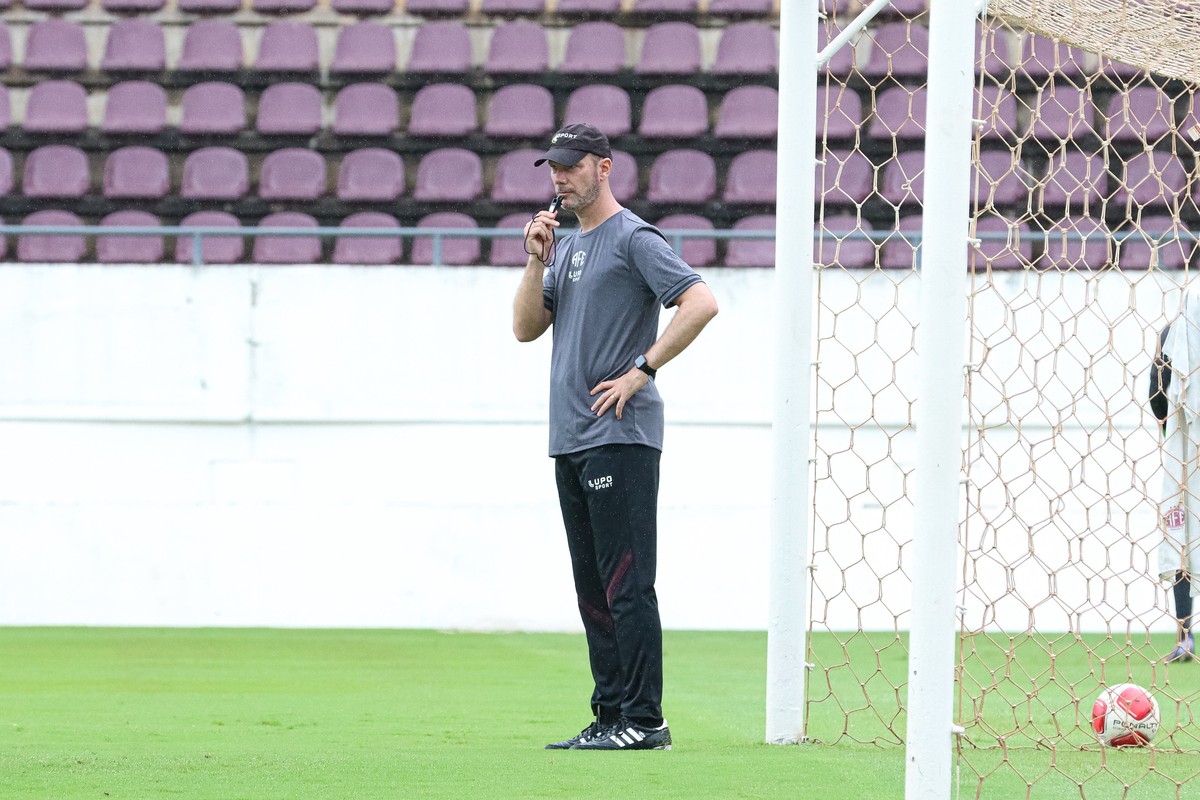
[598,156,612,182]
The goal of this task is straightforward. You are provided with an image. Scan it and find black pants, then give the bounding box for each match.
[554,443,663,726]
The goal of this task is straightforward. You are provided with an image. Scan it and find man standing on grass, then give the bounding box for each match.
[512,123,718,750]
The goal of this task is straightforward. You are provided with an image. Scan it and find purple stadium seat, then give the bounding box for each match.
[1016,35,1087,80]
[254,212,321,264]
[1100,56,1142,84]
[102,19,166,74]
[0,25,10,71]
[334,0,395,13]
[880,214,923,269]
[0,87,9,130]
[177,21,243,74]
[103,146,169,199]
[412,212,480,266]
[481,0,545,11]
[724,150,776,204]
[974,150,1033,210]
[712,22,777,75]
[24,20,87,73]
[709,0,774,13]
[408,84,477,137]
[1038,215,1110,270]
[1026,85,1097,142]
[180,83,246,135]
[259,149,327,200]
[971,213,1033,270]
[1038,152,1107,212]
[407,22,473,74]
[1112,151,1188,208]
[609,150,638,204]
[0,149,12,194]
[880,150,923,206]
[254,23,319,73]
[103,82,167,135]
[816,214,877,269]
[103,0,164,10]
[869,85,927,140]
[874,0,926,15]
[414,148,483,202]
[405,0,468,11]
[181,147,249,200]
[725,214,775,268]
[337,148,405,201]
[18,211,85,263]
[178,0,240,11]
[98,211,163,264]
[486,21,549,74]
[976,87,1019,140]
[23,81,88,134]
[489,212,533,267]
[558,0,620,11]
[560,22,626,75]
[563,85,631,137]
[253,0,316,11]
[492,149,547,203]
[818,149,875,207]
[817,23,857,76]
[333,84,399,137]
[256,83,322,136]
[1114,216,1191,270]
[716,85,779,139]
[639,85,707,139]
[23,146,89,198]
[632,0,699,13]
[25,0,86,13]
[1105,87,1176,143]
[864,21,929,79]
[814,85,858,139]
[485,84,555,138]
[333,212,402,265]
[976,23,1012,77]
[656,213,715,268]
[175,211,243,264]
[636,23,702,76]
[647,150,716,204]
[331,23,397,75]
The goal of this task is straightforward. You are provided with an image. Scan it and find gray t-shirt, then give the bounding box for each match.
[542,209,703,457]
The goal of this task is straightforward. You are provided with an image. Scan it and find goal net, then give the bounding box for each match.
[808,0,1200,795]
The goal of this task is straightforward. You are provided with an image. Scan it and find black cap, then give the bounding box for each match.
[533,123,612,167]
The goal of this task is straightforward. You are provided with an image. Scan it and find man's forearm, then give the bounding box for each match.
[644,283,718,369]
[513,256,552,342]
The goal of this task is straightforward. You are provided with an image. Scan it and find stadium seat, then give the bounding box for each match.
[181,147,249,200]
[405,0,468,11]
[492,149,548,203]
[557,0,620,12]
[869,86,927,140]
[708,0,773,12]
[816,214,877,270]
[1038,152,1107,213]
[559,22,626,75]
[1016,35,1087,80]
[333,0,395,13]
[879,214,923,269]
[101,19,166,74]
[412,212,480,266]
[607,150,638,204]
[333,212,402,265]
[1038,215,1110,270]
[0,149,12,195]
[0,25,10,71]
[489,212,533,267]
[98,210,163,264]
[180,83,246,135]
[1105,87,1176,143]
[103,0,164,10]
[636,22,702,75]
[716,85,779,140]
[711,22,778,75]
[0,87,9,130]
[976,23,1012,77]
[178,0,240,12]
[815,85,859,139]
[485,85,555,138]
[24,20,88,73]
[330,23,397,75]
[486,21,550,75]
[256,83,323,136]
[817,23,856,76]
[254,212,321,264]
[818,149,875,207]
[414,148,483,202]
[259,148,327,200]
[337,148,405,201]
[175,211,244,264]
[1113,216,1191,270]
[724,150,776,204]
[975,87,1019,140]
[974,150,1033,210]
[880,150,924,206]
[103,146,170,199]
[23,146,89,199]
[632,0,699,13]
[177,21,243,74]
[333,84,399,137]
[863,21,929,79]
[563,85,631,137]
[1113,151,1189,208]
[873,0,926,16]
[253,0,316,12]
[638,84,708,139]
[254,22,319,73]
[406,22,473,74]
[481,0,545,11]
[647,150,716,204]
[103,82,168,135]
[18,210,85,263]
[23,81,88,134]
[725,214,775,268]
[1026,85,1097,142]
[971,213,1033,270]
[408,84,477,137]
[655,213,716,268]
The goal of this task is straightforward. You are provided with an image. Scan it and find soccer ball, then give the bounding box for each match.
[1091,683,1160,747]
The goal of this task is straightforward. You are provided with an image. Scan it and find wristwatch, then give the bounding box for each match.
[634,354,657,379]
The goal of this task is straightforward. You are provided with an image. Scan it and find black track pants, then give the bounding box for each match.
[554,443,663,726]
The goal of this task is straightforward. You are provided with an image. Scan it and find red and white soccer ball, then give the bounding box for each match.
[1091,683,1160,747]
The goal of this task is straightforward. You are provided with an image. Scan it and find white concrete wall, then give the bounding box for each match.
[0,264,1180,632]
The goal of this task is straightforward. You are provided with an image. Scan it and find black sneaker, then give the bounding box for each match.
[571,717,672,750]
[545,721,606,750]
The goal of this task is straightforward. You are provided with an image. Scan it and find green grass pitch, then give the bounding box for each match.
[0,628,1197,799]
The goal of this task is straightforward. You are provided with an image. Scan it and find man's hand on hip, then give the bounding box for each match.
[590,369,650,420]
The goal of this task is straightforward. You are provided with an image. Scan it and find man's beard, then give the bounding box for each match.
[567,165,602,213]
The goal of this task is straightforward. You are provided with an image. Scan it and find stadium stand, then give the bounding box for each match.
[102,82,167,135]
[98,210,163,263]
[177,21,243,74]
[333,211,402,265]
[102,19,167,74]
[337,148,405,202]
[330,23,397,76]
[254,211,321,263]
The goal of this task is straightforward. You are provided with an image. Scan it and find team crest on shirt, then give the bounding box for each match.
[568,250,587,282]
[1165,505,1185,531]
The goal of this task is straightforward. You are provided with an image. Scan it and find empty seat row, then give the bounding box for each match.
[0,19,778,78]
[0,0,778,15]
